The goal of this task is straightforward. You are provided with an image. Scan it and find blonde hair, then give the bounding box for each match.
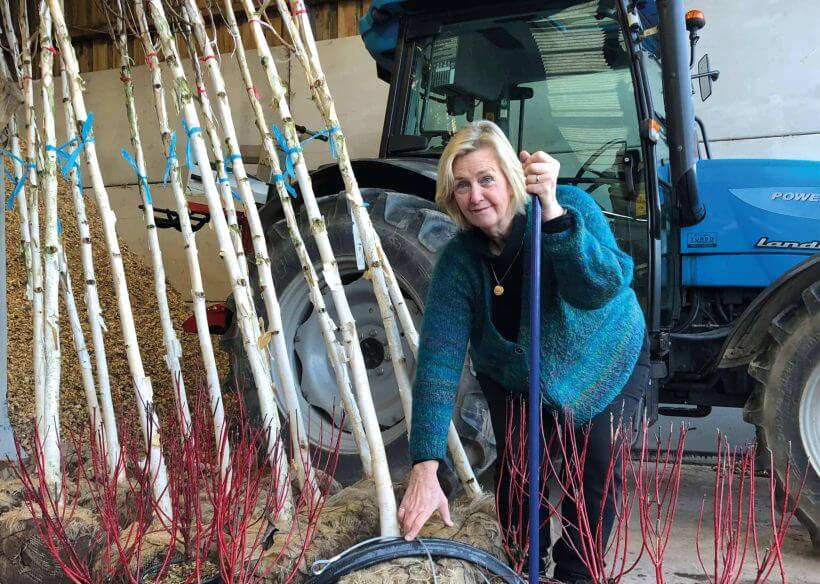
[435,120,528,230]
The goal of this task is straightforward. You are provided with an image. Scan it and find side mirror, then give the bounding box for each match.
[694,54,720,101]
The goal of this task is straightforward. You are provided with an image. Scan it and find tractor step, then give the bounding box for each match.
[658,404,712,417]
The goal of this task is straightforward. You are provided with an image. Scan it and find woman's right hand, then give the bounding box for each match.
[398,460,453,540]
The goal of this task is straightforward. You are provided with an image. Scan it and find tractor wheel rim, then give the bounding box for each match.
[275,256,421,455]
[799,360,820,478]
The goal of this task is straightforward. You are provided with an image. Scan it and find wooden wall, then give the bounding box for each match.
[60,1,371,73]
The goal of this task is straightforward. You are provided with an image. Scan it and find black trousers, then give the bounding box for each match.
[477,338,649,582]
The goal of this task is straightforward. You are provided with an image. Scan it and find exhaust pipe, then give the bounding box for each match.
[657,0,706,226]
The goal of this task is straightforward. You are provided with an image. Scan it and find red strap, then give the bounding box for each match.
[291,0,308,16]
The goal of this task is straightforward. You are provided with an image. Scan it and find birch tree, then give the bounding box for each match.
[38,4,63,500]
[58,50,121,480]
[109,0,191,436]
[46,0,172,517]
[237,0,400,535]
[218,0,372,477]
[141,0,292,518]
[176,24,250,281]
[179,0,317,494]
[177,21,249,285]
[14,0,46,455]
[133,0,231,480]
[276,0,481,497]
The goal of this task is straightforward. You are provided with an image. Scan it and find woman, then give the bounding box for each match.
[397,121,648,582]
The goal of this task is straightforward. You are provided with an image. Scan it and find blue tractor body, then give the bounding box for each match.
[681,159,820,288]
[348,0,820,546]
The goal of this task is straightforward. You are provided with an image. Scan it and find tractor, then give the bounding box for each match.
[212,0,819,547]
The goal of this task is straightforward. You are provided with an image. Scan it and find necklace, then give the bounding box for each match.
[489,234,525,296]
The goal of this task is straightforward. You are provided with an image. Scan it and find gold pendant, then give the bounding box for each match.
[493,284,504,296]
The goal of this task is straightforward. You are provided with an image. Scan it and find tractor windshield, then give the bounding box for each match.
[400,0,651,309]
[402,1,641,177]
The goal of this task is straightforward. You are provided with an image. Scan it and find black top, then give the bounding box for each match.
[473,209,574,341]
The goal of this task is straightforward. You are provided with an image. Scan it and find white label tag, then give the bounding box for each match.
[349,203,365,271]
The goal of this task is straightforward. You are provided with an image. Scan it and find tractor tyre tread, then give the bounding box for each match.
[221,189,491,489]
[745,282,820,554]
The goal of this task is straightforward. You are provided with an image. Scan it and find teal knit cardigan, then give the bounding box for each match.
[409,185,646,462]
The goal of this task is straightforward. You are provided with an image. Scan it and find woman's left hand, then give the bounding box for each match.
[520,150,564,221]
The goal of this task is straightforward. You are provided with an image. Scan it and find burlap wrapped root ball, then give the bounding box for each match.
[335,492,503,584]
[0,476,99,584]
[254,480,503,584]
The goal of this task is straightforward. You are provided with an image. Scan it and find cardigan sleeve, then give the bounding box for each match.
[409,239,474,462]
[541,189,634,309]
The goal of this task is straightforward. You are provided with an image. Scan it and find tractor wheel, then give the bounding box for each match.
[745,281,820,552]
[222,189,495,488]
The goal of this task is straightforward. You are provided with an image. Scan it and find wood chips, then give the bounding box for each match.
[4,171,232,451]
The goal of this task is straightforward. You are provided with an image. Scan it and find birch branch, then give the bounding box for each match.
[180,0,318,495]
[141,0,292,518]
[46,0,172,518]
[219,0,371,477]
[279,0,481,498]
[133,1,231,481]
[238,0,399,535]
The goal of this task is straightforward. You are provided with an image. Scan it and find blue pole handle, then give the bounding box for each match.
[528,197,542,582]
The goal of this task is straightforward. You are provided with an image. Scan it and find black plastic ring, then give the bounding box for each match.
[305,538,524,584]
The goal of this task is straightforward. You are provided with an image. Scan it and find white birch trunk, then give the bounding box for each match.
[38,5,62,500]
[7,123,32,298]
[0,28,32,303]
[220,0,371,477]
[15,3,46,457]
[113,3,191,437]
[181,0,317,494]
[46,0,172,518]
[177,29,249,286]
[142,0,292,518]
[133,1,231,481]
[239,0,399,535]
[4,116,32,298]
[58,57,121,481]
[280,0,481,498]
[57,247,103,446]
